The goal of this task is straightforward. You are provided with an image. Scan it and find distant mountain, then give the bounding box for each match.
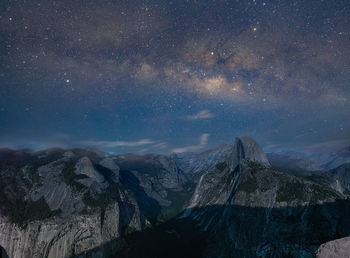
[172,144,231,182]
[176,137,349,257]
[115,153,192,222]
[115,137,350,258]
[267,148,350,196]
[324,146,350,170]
[186,137,271,209]
[1,138,350,257]
[331,163,350,192]
[266,145,350,172]
[267,153,324,176]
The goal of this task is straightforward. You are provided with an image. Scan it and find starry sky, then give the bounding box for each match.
[0,0,349,154]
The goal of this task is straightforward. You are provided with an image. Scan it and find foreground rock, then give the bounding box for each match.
[316,237,350,258]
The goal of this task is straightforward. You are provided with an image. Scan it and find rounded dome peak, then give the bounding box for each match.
[227,136,270,169]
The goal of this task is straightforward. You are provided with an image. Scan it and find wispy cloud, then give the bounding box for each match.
[186,110,214,120]
[135,142,169,154]
[81,138,155,148]
[172,133,209,153]
[153,142,169,149]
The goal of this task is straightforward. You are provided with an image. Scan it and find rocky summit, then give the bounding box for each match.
[0,137,350,258]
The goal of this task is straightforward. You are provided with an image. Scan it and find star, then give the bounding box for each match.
[0,0,349,155]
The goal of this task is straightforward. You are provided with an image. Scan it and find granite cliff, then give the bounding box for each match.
[0,137,349,257]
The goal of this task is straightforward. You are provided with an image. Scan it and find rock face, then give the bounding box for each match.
[177,138,350,257]
[331,163,350,194]
[1,138,350,258]
[316,237,350,258]
[116,153,191,221]
[172,144,231,183]
[99,158,120,183]
[187,137,270,209]
[0,149,146,258]
[0,204,125,258]
[304,163,350,196]
[226,136,270,169]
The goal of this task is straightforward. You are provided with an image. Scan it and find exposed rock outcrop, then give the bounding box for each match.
[0,149,145,258]
[316,237,350,258]
[331,163,350,194]
[0,204,125,258]
[1,137,350,258]
[99,158,120,183]
[172,144,231,183]
[186,137,270,209]
[178,137,350,257]
[116,153,191,221]
[226,136,270,170]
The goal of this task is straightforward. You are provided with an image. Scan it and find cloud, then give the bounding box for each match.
[172,133,209,153]
[152,142,169,149]
[2,0,349,111]
[81,138,155,148]
[186,110,214,120]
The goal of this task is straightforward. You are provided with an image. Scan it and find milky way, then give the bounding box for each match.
[0,0,349,153]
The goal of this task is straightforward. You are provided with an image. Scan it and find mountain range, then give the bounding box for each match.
[0,137,350,257]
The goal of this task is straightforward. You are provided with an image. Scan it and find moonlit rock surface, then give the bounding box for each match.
[179,137,349,258]
[188,137,271,208]
[0,149,145,258]
[227,136,270,170]
[316,237,350,258]
[0,204,124,258]
[99,157,120,182]
[75,157,106,185]
[173,144,231,182]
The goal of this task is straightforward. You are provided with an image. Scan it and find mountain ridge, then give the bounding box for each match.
[0,137,349,257]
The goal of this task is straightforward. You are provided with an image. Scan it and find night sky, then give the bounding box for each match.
[0,0,349,154]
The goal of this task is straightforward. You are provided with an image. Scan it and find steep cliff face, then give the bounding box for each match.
[116,153,191,221]
[0,149,146,258]
[181,166,349,257]
[226,136,270,170]
[1,138,350,258]
[331,163,350,194]
[186,137,270,209]
[302,163,350,196]
[0,204,124,258]
[179,137,350,257]
[172,144,231,183]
